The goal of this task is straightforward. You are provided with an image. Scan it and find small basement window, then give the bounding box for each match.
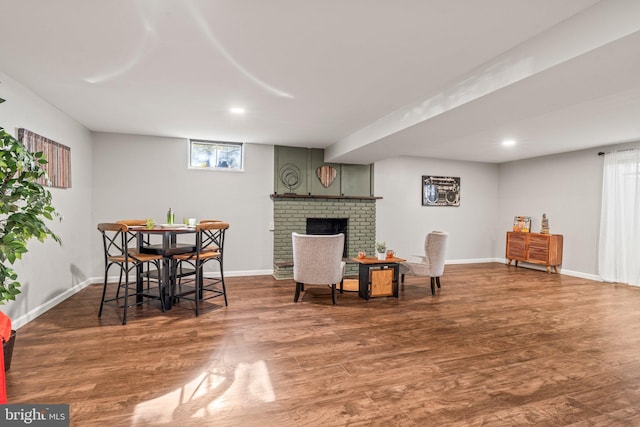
[189,140,243,170]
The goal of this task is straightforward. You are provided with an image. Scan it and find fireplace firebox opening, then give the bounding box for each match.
[306,218,348,258]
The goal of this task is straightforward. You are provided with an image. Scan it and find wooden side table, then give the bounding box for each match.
[352,256,406,300]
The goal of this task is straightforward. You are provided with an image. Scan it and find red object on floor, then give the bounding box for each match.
[0,311,11,403]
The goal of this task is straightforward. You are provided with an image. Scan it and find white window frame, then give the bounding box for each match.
[188,139,244,171]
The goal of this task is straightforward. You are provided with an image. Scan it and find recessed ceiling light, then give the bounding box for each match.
[502,139,516,147]
[230,107,245,115]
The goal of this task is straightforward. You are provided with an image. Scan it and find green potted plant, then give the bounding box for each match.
[0,127,61,369]
[376,241,386,260]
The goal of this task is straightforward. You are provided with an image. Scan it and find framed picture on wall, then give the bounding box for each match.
[422,175,460,206]
[513,216,531,232]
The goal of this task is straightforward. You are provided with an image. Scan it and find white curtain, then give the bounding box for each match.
[599,149,640,286]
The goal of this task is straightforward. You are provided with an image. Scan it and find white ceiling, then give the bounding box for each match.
[1,0,639,164]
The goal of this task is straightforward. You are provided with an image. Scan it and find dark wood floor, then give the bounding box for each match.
[7,263,640,426]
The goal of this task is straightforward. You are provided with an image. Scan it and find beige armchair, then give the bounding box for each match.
[292,233,345,305]
[400,231,448,295]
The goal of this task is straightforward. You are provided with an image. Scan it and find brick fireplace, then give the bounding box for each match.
[272,195,378,279]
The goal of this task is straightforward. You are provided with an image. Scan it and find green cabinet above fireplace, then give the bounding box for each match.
[274,146,374,197]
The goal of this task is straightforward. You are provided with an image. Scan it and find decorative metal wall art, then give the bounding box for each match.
[422,175,460,206]
[279,163,302,193]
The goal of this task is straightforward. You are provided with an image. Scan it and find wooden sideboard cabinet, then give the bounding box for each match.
[506,232,563,273]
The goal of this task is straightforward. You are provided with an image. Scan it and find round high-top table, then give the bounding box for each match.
[130,225,197,310]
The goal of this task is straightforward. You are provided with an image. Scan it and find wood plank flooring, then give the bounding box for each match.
[7,263,640,426]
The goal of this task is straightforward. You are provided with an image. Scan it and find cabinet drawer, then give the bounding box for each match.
[529,235,549,248]
[508,233,527,243]
[506,232,527,259]
[507,244,526,259]
[528,248,549,262]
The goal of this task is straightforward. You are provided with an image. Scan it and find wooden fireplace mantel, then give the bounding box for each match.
[270,194,382,201]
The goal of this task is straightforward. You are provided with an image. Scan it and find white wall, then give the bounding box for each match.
[91,132,274,277]
[497,149,603,277]
[0,72,94,328]
[375,148,638,280]
[375,149,613,279]
[497,144,640,279]
[375,156,499,262]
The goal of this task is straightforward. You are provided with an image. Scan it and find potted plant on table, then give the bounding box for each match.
[376,241,387,260]
[0,127,61,371]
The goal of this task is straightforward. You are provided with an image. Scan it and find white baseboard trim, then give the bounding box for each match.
[12,278,94,330]
[551,269,601,282]
[445,258,503,265]
[94,269,274,285]
[220,269,273,277]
